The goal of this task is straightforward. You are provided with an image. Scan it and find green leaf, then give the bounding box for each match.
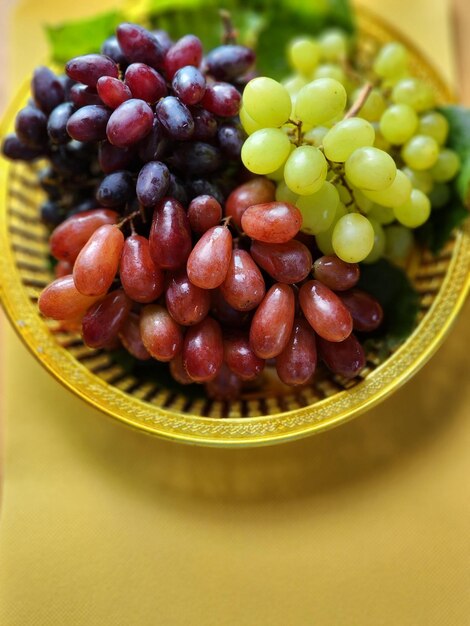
[358,259,420,350]
[439,105,470,207]
[417,198,468,255]
[46,10,124,64]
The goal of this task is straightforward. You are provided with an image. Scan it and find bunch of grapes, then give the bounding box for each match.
[2,21,387,400]
[240,31,461,266]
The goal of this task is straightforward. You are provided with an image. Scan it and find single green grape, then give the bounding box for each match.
[323,117,375,162]
[379,104,418,145]
[288,38,320,76]
[313,64,346,84]
[394,188,431,227]
[276,181,299,204]
[428,182,451,209]
[418,111,449,145]
[243,77,292,127]
[239,106,264,135]
[401,135,439,170]
[282,75,308,96]
[402,167,433,194]
[362,170,412,208]
[392,78,435,112]
[315,202,348,255]
[367,204,396,225]
[241,128,292,175]
[373,42,408,79]
[303,126,328,147]
[363,218,386,264]
[345,146,397,191]
[385,224,414,262]
[318,29,347,61]
[284,145,328,195]
[296,182,339,235]
[430,149,461,182]
[295,78,347,126]
[354,87,387,122]
[332,213,375,263]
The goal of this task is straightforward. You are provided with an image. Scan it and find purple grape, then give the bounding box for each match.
[217,124,245,159]
[151,30,173,55]
[99,141,136,174]
[201,83,241,117]
[66,105,110,142]
[101,36,127,66]
[116,23,165,69]
[106,99,154,148]
[205,45,256,81]
[136,161,170,207]
[31,66,64,113]
[47,102,75,144]
[65,54,119,87]
[124,63,167,104]
[96,171,134,207]
[70,84,103,107]
[187,179,224,205]
[169,142,222,175]
[191,107,218,141]
[167,174,188,206]
[155,96,194,140]
[58,75,76,99]
[164,34,203,79]
[171,66,206,105]
[40,200,64,226]
[15,105,48,148]
[137,116,168,162]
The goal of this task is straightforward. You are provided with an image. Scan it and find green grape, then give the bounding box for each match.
[332,213,375,262]
[372,126,391,152]
[402,167,433,194]
[282,75,308,96]
[241,128,292,175]
[276,181,299,204]
[368,204,396,225]
[353,189,375,213]
[239,106,264,135]
[429,182,451,209]
[323,117,375,162]
[362,170,412,208]
[313,64,346,84]
[288,38,320,76]
[392,78,435,112]
[267,142,295,181]
[345,146,397,191]
[303,126,328,147]
[243,77,292,127]
[295,78,347,126]
[315,202,348,255]
[284,145,328,195]
[318,29,347,61]
[337,184,353,205]
[363,218,386,264]
[373,42,408,78]
[394,188,431,227]
[296,181,339,235]
[385,224,414,262]
[430,149,461,182]
[401,134,439,170]
[379,104,418,145]
[418,111,449,145]
[354,87,386,122]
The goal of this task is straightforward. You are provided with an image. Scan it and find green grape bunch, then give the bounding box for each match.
[240,31,462,265]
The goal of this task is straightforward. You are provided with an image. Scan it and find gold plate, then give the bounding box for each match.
[1,9,469,447]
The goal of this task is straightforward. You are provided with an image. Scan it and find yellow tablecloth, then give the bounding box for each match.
[1,1,470,624]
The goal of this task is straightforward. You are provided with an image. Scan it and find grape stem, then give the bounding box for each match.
[287,118,303,146]
[344,81,373,119]
[116,210,141,229]
[220,10,238,44]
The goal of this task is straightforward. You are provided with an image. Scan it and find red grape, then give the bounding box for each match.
[32,66,64,114]
[82,289,131,348]
[191,107,218,141]
[155,96,194,141]
[249,283,295,359]
[136,161,170,207]
[73,224,124,296]
[38,275,101,320]
[241,202,302,243]
[188,195,222,233]
[187,225,232,289]
[149,197,192,270]
[165,269,211,325]
[172,66,206,105]
[275,320,317,386]
[140,304,183,362]
[164,34,203,79]
[183,317,223,381]
[317,334,366,379]
[124,63,167,104]
[224,332,264,380]
[66,105,110,142]
[338,289,384,332]
[106,99,154,148]
[119,312,151,360]
[205,45,256,81]
[116,23,166,69]
[70,84,103,107]
[97,76,132,109]
[250,240,312,284]
[120,234,164,303]
[65,54,119,87]
[55,259,72,278]
[299,280,352,342]
[211,290,252,329]
[169,353,193,385]
[201,82,241,117]
[220,249,265,311]
[206,364,242,400]
[313,256,360,291]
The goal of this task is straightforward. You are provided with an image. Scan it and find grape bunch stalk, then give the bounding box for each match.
[240,32,462,267]
[2,20,386,400]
